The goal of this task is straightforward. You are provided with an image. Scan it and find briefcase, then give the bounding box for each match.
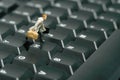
[26,30,38,40]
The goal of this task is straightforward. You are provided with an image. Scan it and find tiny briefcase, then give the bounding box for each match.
[26,30,38,40]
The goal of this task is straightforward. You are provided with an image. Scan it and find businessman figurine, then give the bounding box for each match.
[24,14,49,50]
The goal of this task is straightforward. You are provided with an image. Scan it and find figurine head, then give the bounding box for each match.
[42,14,47,20]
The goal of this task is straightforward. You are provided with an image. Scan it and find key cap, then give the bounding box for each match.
[14,50,49,73]
[44,16,58,29]
[0,42,18,55]
[66,0,87,9]
[44,27,74,48]
[28,46,49,60]
[88,19,115,38]
[0,9,5,17]
[29,41,61,60]
[0,13,28,31]
[99,11,120,29]
[44,7,68,23]
[71,10,94,28]
[0,50,17,68]
[34,65,69,80]
[108,3,120,13]
[88,0,112,11]
[0,64,33,80]
[0,0,18,13]
[0,22,14,41]
[77,29,105,49]
[57,18,85,37]
[17,24,33,34]
[68,29,120,80]
[54,0,78,15]
[3,32,26,54]
[65,38,95,61]
[26,0,51,13]
[41,41,62,59]
[0,43,17,67]
[50,51,83,75]
[82,3,103,19]
[13,5,40,22]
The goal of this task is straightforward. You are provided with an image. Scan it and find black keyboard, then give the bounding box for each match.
[0,0,120,80]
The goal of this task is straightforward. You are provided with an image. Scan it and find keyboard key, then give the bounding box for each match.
[0,64,33,80]
[34,65,69,80]
[0,50,17,67]
[13,5,40,22]
[77,29,105,49]
[42,41,62,59]
[108,3,120,13]
[65,38,95,61]
[0,9,5,17]
[26,0,51,13]
[89,19,115,38]
[0,42,18,55]
[57,18,85,37]
[88,0,112,10]
[3,32,26,54]
[50,51,83,75]
[28,46,49,61]
[54,0,78,15]
[28,41,61,60]
[44,7,68,23]
[66,0,87,9]
[0,0,18,13]
[71,10,94,28]
[0,22,14,41]
[0,43,17,67]
[14,51,49,73]
[43,16,57,29]
[44,27,74,48]
[82,3,103,18]
[99,11,120,29]
[17,24,33,35]
[68,29,120,80]
[0,13,28,31]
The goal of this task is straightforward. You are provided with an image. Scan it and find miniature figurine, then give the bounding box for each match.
[24,14,49,50]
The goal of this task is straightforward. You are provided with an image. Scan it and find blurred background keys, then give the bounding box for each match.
[34,65,69,80]
[82,3,103,19]
[0,0,18,13]
[108,3,120,13]
[26,0,51,13]
[87,0,112,11]
[54,0,78,16]
[0,64,33,80]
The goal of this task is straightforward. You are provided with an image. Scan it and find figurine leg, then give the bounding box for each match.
[38,32,44,49]
[23,37,34,51]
